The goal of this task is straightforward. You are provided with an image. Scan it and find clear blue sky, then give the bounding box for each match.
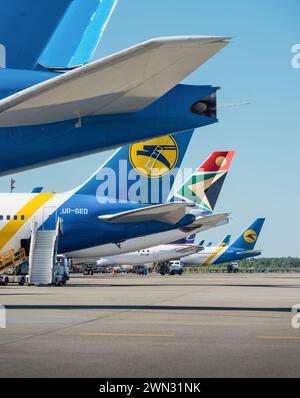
[0,0,299,257]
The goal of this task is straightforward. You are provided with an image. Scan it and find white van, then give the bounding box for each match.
[169,261,184,276]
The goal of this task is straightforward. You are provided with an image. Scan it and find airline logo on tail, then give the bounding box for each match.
[175,151,234,211]
[215,156,228,168]
[129,135,178,178]
[243,230,257,243]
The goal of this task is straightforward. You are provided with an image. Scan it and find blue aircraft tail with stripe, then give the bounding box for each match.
[0,0,118,70]
[230,219,265,251]
[219,234,231,247]
[74,130,194,204]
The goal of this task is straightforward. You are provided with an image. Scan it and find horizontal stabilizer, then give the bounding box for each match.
[181,213,229,233]
[236,250,262,256]
[174,246,201,255]
[0,36,230,127]
[99,202,194,225]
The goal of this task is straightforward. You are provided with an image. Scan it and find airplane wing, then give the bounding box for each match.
[180,213,229,233]
[0,36,230,127]
[98,202,194,225]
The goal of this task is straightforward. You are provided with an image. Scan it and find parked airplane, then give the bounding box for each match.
[74,149,235,261]
[94,232,232,271]
[0,131,202,256]
[0,0,230,175]
[96,236,201,268]
[96,238,202,268]
[0,136,235,274]
[181,219,265,266]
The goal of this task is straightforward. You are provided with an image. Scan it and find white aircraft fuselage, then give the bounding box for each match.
[96,243,201,267]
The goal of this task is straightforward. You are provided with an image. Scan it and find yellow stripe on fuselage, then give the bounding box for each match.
[0,193,55,250]
[203,246,226,266]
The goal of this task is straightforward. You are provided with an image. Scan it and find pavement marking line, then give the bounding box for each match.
[256,336,300,340]
[80,332,176,337]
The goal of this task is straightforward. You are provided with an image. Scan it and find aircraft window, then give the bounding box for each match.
[0,215,25,221]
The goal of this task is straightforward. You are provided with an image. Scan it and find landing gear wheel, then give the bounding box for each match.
[19,277,25,286]
[4,277,9,286]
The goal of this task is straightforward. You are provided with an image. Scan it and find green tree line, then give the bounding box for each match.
[186,258,300,273]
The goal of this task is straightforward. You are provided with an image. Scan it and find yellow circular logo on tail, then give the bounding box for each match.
[243,230,257,243]
[129,135,178,178]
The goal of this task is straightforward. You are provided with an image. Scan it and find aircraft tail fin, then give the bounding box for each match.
[230,219,265,251]
[173,150,235,211]
[0,0,118,71]
[0,0,71,70]
[170,234,196,245]
[219,234,231,247]
[31,187,44,194]
[74,131,194,204]
[39,0,119,70]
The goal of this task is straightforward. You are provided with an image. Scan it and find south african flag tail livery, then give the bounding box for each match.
[173,150,235,213]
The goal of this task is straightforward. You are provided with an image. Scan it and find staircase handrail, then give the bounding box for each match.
[28,219,38,280]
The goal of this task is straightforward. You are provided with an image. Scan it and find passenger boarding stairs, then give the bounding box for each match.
[28,218,62,286]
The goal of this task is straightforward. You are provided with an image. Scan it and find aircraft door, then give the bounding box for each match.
[153,247,159,262]
[42,206,57,230]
